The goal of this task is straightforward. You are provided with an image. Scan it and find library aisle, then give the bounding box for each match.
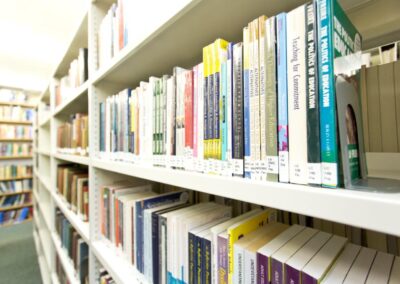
[2,0,400,284]
[0,221,41,284]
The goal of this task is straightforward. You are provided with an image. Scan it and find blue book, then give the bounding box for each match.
[276,12,289,183]
[316,0,361,187]
[17,207,29,221]
[243,27,251,178]
[0,212,4,225]
[221,61,227,161]
[135,191,188,273]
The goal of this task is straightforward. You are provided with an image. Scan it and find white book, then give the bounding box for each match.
[148,77,159,158]
[257,225,305,283]
[197,63,204,161]
[302,235,347,283]
[179,204,231,283]
[343,247,376,284]
[271,227,318,284]
[389,256,400,284]
[321,243,361,284]
[248,22,255,179]
[210,209,262,284]
[105,97,111,153]
[166,77,174,156]
[287,4,308,184]
[175,68,187,158]
[166,203,215,282]
[365,251,394,284]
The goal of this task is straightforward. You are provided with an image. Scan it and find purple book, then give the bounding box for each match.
[218,234,229,284]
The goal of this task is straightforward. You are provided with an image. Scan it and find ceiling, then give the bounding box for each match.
[0,0,87,92]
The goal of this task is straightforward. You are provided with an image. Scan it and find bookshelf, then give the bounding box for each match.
[32,0,400,283]
[0,94,36,227]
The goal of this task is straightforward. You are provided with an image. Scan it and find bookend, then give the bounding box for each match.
[336,74,400,192]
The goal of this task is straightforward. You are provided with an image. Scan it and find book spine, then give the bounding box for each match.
[214,44,221,160]
[233,43,244,162]
[243,27,251,178]
[276,13,289,182]
[185,70,194,153]
[287,5,308,184]
[306,2,321,185]
[257,253,268,284]
[204,238,212,284]
[271,258,283,284]
[221,61,227,161]
[196,236,202,284]
[233,246,245,284]
[244,251,257,284]
[226,42,234,163]
[302,272,317,284]
[198,64,204,161]
[209,46,215,160]
[285,264,300,284]
[218,235,228,284]
[259,16,267,181]
[265,16,279,182]
[189,232,196,284]
[317,0,338,187]
[193,66,198,158]
[151,213,160,284]
[203,47,209,159]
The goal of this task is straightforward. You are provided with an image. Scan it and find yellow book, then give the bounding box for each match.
[227,208,277,283]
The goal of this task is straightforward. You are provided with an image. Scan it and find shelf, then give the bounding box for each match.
[51,232,80,284]
[39,114,51,127]
[35,171,52,193]
[0,217,32,227]
[92,241,147,284]
[35,149,51,156]
[92,158,400,236]
[52,191,89,243]
[53,81,89,117]
[0,138,33,142]
[0,190,32,197]
[0,119,33,125]
[0,176,33,182]
[0,203,33,212]
[34,232,52,284]
[0,155,33,160]
[0,101,36,108]
[54,152,90,166]
[34,191,52,232]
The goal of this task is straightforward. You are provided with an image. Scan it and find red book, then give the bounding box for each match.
[83,185,89,222]
[184,70,194,149]
[118,0,124,50]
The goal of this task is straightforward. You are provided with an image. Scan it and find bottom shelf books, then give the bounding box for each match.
[0,206,31,225]
[55,209,89,284]
[99,181,400,284]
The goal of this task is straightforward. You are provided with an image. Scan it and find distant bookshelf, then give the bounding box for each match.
[0,203,33,212]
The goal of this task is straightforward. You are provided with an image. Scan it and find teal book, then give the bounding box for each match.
[316,0,362,187]
[221,61,228,161]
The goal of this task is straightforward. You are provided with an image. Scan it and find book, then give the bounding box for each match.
[243,26,251,178]
[286,231,332,284]
[389,257,400,284]
[265,16,279,182]
[227,208,277,283]
[316,0,362,187]
[365,251,394,284]
[271,227,318,284]
[257,225,305,284]
[306,2,321,185]
[302,235,347,283]
[287,4,308,184]
[343,247,376,283]
[321,243,361,284]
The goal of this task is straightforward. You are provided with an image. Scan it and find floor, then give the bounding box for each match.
[0,221,42,284]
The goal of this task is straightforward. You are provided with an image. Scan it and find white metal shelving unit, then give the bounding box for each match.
[33,0,400,283]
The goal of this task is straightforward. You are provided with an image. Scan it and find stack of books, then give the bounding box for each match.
[57,113,89,156]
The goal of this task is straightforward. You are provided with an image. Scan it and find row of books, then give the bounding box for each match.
[56,113,89,156]
[0,179,32,193]
[0,207,31,225]
[0,143,32,156]
[99,180,400,284]
[55,209,89,283]
[0,125,32,139]
[98,0,360,188]
[0,106,35,122]
[0,165,33,179]
[53,48,89,107]
[0,192,31,207]
[99,268,115,284]
[0,89,30,103]
[57,164,89,222]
